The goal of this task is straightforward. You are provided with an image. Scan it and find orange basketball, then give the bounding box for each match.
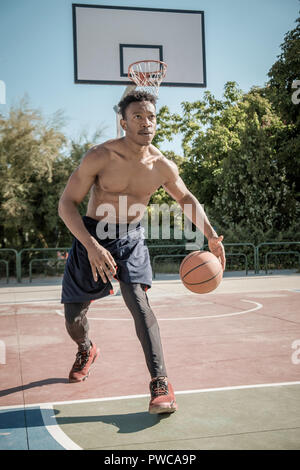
[180,250,223,294]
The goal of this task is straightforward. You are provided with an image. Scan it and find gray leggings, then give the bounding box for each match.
[64,281,167,378]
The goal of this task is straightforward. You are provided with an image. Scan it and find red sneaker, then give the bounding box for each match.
[69,343,99,383]
[148,377,178,414]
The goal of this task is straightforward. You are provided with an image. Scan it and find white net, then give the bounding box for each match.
[128,60,167,97]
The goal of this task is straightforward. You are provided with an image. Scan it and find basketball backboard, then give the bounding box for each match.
[72,4,206,88]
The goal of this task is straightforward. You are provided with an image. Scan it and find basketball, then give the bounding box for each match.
[180,251,223,294]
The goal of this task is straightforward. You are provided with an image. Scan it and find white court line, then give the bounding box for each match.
[90,302,214,310]
[40,404,82,450]
[1,381,300,411]
[55,299,262,321]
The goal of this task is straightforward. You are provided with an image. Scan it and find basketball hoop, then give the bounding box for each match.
[128,60,167,97]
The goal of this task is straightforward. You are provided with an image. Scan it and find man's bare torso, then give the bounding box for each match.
[86,138,171,223]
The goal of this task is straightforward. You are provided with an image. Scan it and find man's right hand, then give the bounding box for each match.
[87,238,117,283]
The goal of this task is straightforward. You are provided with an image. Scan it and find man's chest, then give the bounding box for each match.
[97,160,163,196]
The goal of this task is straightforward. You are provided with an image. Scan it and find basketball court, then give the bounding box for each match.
[1,272,300,450]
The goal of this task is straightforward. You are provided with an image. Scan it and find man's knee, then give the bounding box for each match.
[120,282,157,327]
[64,302,90,324]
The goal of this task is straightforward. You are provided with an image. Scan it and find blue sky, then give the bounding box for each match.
[0,0,299,154]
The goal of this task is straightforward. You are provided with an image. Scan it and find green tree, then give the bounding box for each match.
[0,99,105,250]
[144,15,300,247]
[156,82,298,242]
[212,89,296,238]
[179,82,244,206]
[0,99,66,248]
[265,15,300,199]
[266,15,300,125]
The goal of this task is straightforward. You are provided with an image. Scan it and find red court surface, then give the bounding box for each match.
[0,274,300,450]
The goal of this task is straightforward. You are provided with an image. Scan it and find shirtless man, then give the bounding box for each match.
[58,91,226,414]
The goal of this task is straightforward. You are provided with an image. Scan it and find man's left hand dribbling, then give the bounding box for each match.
[208,235,226,271]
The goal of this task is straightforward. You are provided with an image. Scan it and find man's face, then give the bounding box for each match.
[121,101,156,145]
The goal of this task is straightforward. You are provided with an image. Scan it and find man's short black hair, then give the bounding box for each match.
[118,90,157,119]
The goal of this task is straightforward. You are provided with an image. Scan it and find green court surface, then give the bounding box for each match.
[49,383,300,450]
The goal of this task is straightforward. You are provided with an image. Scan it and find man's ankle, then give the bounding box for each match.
[78,340,92,352]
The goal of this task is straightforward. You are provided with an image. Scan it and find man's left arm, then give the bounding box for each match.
[161,160,226,270]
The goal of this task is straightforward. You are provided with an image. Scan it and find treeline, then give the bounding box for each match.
[0,102,106,250]
[152,16,300,245]
[0,16,299,252]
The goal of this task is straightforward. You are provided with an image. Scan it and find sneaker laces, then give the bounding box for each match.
[150,377,169,397]
[73,348,90,371]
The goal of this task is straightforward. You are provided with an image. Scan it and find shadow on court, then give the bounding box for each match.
[53,408,170,434]
[0,408,44,429]
[0,407,169,433]
[0,378,69,398]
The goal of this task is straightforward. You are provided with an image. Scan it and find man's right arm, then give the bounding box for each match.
[58,147,100,248]
[58,146,116,282]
